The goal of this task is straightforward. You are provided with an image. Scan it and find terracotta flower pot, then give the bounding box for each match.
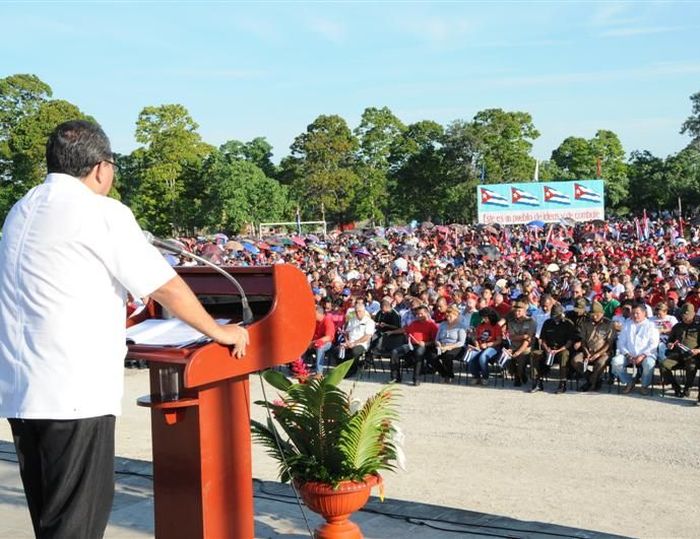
[295,474,381,539]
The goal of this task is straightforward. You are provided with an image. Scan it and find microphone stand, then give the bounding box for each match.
[150,236,254,324]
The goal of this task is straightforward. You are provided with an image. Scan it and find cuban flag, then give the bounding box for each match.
[480,188,509,207]
[543,186,571,205]
[574,183,602,203]
[511,187,540,206]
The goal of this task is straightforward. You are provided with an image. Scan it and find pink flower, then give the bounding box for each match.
[289,357,310,381]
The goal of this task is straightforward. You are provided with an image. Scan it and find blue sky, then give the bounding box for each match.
[2,1,699,163]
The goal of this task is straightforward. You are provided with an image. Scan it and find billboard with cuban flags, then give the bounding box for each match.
[477,180,605,224]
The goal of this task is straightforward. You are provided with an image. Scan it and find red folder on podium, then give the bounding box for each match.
[128,264,315,539]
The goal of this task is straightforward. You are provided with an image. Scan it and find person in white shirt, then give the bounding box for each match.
[650,302,678,360]
[611,302,660,395]
[336,297,375,377]
[0,120,249,539]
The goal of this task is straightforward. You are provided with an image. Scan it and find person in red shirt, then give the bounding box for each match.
[467,308,503,384]
[492,292,511,319]
[387,305,438,386]
[684,284,700,311]
[321,297,345,337]
[305,304,336,373]
[433,296,448,323]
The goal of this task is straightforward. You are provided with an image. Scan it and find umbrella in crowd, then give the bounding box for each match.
[479,244,500,260]
[225,240,244,251]
[243,242,260,255]
[527,220,545,229]
[291,236,306,247]
[399,246,418,257]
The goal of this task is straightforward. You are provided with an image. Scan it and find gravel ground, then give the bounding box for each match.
[2,367,699,538]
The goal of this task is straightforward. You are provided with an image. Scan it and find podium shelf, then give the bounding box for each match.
[137,395,199,409]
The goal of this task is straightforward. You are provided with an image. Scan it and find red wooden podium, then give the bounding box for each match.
[127,264,315,539]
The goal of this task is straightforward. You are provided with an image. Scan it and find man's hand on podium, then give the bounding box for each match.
[150,275,250,358]
[214,324,249,358]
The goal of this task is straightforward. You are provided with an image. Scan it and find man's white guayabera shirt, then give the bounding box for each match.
[0,173,175,419]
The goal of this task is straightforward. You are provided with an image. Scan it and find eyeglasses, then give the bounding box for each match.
[97,159,119,171]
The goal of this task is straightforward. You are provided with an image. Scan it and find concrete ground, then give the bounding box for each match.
[1,364,698,538]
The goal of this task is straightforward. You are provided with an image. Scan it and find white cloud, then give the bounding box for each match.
[589,2,638,27]
[158,68,267,80]
[488,61,700,88]
[306,16,346,44]
[472,38,570,49]
[234,16,281,42]
[395,14,475,46]
[600,25,687,37]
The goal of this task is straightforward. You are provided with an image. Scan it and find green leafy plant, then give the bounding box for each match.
[251,359,402,487]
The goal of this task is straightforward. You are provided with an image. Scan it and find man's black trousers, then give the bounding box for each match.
[8,415,115,539]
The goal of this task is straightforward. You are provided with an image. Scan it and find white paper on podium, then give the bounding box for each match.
[126,318,230,347]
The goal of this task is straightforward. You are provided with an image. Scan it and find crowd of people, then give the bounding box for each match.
[169,215,700,400]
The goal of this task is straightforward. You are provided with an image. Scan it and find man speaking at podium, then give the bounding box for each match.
[0,120,249,538]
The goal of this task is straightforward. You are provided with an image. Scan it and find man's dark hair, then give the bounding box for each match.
[479,307,500,325]
[46,120,112,178]
[631,300,647,311]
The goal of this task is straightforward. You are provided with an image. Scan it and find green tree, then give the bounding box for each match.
[1,99,92,218]
[219,137,277,178]
[627,150,667,211]
[0,74,52,152]
[680,91,700,149]
[201,154,288,233]
[590,130,628,210]
[389,120,446,222]
[353,107,406,223]
[471,109,539,183]
[0,74,53,216]
[440,119,485,222]
[551,129,628,210]
[665,146,700,209]
[536,160,570,181]
[551,137,593,177]
[129,104,213,235]
[284,114,360,222]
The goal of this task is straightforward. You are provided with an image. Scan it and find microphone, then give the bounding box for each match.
[143,231,254,324]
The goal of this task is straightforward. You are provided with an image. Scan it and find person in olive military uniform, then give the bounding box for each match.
[504,300,537,387]
[566,296,589,328]
[531,303,576,393]
[571,301,616,391]
[659,303,700,398]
